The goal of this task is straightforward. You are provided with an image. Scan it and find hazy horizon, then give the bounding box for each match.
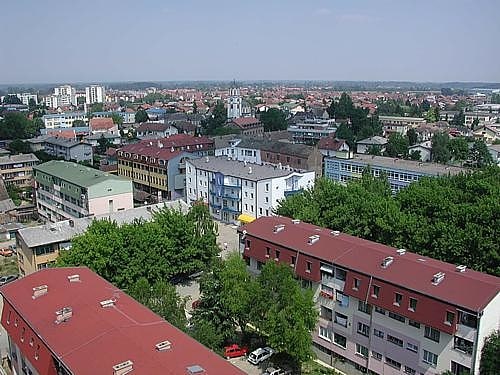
[1,0,499,85]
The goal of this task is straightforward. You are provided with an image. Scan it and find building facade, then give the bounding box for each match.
[85,85,105,104]
[45,85,77,109]
[228,117,264,136]
[42,112,88,129]
[0,154,39,188]
[239,216,500,375]
[0,267,245,375]
[186,157,315,224]
[34,161,133,223]
[324,155,465,192]
[288,119,337,144]
[43,137,93,163]
[227,86,242,119]
[379,116,426,137]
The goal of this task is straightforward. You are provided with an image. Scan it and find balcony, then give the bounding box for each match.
[221,206,240,213]
[284,189,303,197]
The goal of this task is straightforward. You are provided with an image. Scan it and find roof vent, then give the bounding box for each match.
[55,307,73,324]
[187,365,206,374]
[155,340,172,351]
[67,274,80,282]
[113,360,133,375]
[381,256,394,268]
[432,272,446,285]
[32,285,48,299]
[308,234,320,245]
[248,166,253,174]
[331,230,340,236]
[292,219,300,224]
[100,299,116,308]
[205,156,209,163]
[273,224,285,233]
[170,146,175,153]
[396,248,406,255]
[456,265,467,273]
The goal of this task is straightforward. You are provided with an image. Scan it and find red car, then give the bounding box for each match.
[0,248,13,257]
[223,344,249,359]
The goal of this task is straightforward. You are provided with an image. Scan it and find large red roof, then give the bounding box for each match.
[90,117,116,131]
[144,134,214,149]
[240,216,500,312]
[0,267,245,375]
[118,142,184,161]
[231,117,261,128]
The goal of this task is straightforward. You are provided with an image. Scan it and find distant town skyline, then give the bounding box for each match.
[1,0,499,84]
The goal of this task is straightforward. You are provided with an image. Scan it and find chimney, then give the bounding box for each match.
[32,285,48,299]
[170,146,175,153]
[331,230,340,236]
[456,265,467,273]
[291,219,300,224]
[381,256,394,268]
[68,219,74,228]
[155,340,172,351]
[113,360,133,375]
[55,307,73,324]
[158,141,163,148]
[100,299,116,308]
[432,272,445,285]
[396,248,406,255]
[308,234,320,245]
[248,166,252,174]
[273,224,285,233]
[67,274,80,282]
[205,156,209,163]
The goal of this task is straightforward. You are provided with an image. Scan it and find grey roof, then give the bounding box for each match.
[0,153,39,165]
[85,133,121,140]
[17,200,189,248]
[344,154,466,176]
[357,136,388,145]
[212,134,239,149]
[27,135,52,144]
[44,137,89,148]
[215,135,313,158]
[188,156,295,181]
[0,199,16,213]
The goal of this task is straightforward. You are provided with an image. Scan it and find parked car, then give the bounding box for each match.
[0,248,13,257]
[248,347,274,365]
[223,344,249,359]
[0,275,18,286]
[262,367,291,375]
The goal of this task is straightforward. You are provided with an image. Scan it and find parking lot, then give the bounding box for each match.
[229,356,265,375]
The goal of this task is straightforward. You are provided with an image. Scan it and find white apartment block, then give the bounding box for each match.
[186,157,314,224]
[41,112,88,129]
[85,85,106,104]
[15,93,38,106]
[45,85,77,109]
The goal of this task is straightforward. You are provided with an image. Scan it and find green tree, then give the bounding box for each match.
[431,133,451,163]
[135,109,149,123]
[2,95,22,104]
[6,184,22,205]
[448,137,469,161]
[491,93,500,104]
[452,110,465,126]
[72,119,86,127]
[385,133,409,157]
[468,139,494,167]
[409,150,422,161]
[480,331,500,375]
[407,128,418,146]
[110,113,123,126]
[260,108,287,132]
[366,145,382,156]
[201,101,227,135]
[8,139,32,154]
[192,101,198,114]
[472,118,480,130]
[96,134,112,154]
[0,112,38,139]
[90,102,104,113]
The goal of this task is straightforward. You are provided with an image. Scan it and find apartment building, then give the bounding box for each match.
[15,201,188,276]
[239,216,500,375]
[42,112,88,129]
[186,157,315,224]
[379,116,426,137]
[85,85,105,104]
[15,93,38,106]
[0,267,245,375]
[136,122,178,139]
[228,117,264,136]
[464,112,495,127]
[288,119,337,144]
[43,137,93,163]
[324,154,466,192]
[0,154,39,188]
[45,85,77,109]
[34,161,133,223]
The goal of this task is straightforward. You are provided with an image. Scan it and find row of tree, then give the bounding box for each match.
[0,112,44,139]
[431,134,493,166]
[190,254,317,370]
[276,169,500,276]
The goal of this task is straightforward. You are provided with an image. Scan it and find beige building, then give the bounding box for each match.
[0,153,39,188]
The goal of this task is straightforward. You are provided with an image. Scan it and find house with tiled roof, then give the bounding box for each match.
[89,117,118,135]
[0,267,245,375]
[136,122,178,139]
[356,136,388,154]
[239,216,500,375]
[228,117,264,136]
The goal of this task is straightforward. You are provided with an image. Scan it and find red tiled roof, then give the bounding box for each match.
[240,216,500,312]
[89,117,115,131]
[231,117,261,128]
[46,129,76,139]
[0,267,244,375]
[119,142,184,161]
[317,137,348,151]
[136,122,170,132]
[141,134,214,150]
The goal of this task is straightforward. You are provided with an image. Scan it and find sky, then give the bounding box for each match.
[1,0,499,84]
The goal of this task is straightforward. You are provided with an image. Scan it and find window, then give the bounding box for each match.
[259,208,263,215]
[409,298,417,312]
[372,351,382,361]
[406,342,418,353]
[333,333,347,348]
[357,322,369,337]
[265,196,269,203]
[14,318,18,327]
[275,250,280,260]
[353,278,360,290]
[291,256,296,266]
[35,345,40,360]
[385,357,401,370]
[336,291,349,307]
[355,343,368,357]
[423,350,438,366]
[334,312,348,327]
[409,320,420,328]
[387,334,403,347]
[424,326,440,343]
[265,183,269,192]
[21,327,25,342]
[358,301,372,314]
[29,337,34,347]
[445,311,455,325]
[372,285,380,298]
[388,311,405,323]
[451,361,471,375]
[404,366,416,375]
[375,306,386,315]
[454,336,473,355]
[335,268,346,281]
[394,292,402,306]
[306,261,312,273]
[266,247,270,257]
[7,311,11,324]
[373,329,384,338]
[319,326,332,341]
[246,240,251,248]
[458,311,477,328]
[320,306,333,320]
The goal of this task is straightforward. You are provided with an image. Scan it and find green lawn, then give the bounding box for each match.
[0,256,18,276]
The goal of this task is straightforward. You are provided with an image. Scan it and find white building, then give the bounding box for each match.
[186,156,315,224]
[42,112,88,129]
[16,93,38,106]
[45,85,77,109]
[85,85,106,104]
[227,87,242,119]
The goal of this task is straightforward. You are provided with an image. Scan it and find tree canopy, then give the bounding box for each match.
[201,101,227,135]
[0,112,41,139]
[276,170,500,276]
[480,330,500,375]
[260,108,287,132]
[135,109,149,123]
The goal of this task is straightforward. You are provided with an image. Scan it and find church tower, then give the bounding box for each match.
[227,82,242,119]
